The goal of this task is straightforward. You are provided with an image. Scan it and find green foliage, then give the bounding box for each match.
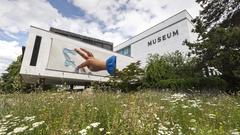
[144,77,227,91]
[185,26,240,90]
[94,61,144,92]
[143,51,227,91]
[185,1,240,92]
[195,0,240,28]
[0,55,31,93]
[144,51,202,84]
[0,55,56,93]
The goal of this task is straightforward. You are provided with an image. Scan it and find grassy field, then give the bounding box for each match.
[0,90,240,135]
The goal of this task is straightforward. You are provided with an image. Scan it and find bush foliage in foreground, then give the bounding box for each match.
[93,61,144,92]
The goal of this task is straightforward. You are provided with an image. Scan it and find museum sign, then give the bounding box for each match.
[147,29,179,46]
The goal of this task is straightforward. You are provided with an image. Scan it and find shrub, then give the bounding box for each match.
[93,61,144,92]
[0,55,57,93]
[143,51,202,86]
[143,77,227,92]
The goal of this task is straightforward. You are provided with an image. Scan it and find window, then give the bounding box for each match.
[30,35,42,66]
[117,46,131,56]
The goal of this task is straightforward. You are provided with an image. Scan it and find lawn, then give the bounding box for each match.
[0,90,240,135]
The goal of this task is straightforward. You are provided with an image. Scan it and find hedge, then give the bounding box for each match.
[143,77,227,91]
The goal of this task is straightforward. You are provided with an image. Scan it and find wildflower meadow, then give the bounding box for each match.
[0,90,240,135]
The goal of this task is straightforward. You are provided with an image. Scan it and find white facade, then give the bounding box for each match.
[114,10,197,67]
[20,27,135,84]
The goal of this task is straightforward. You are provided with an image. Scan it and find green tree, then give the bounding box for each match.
[195,0,240,28]
[0,55,57,93]
[185,1,240,91]
[110,61,144,92]
[0,55,31,93]
[186,27,240,90]
[94,61,144,92]
[144,51,202,87]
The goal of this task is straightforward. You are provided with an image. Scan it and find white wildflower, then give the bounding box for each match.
[189,127,196,132]
[29,128,34,131]
[5,114,13,119]
[67,96,74,99]
[6,131,13,135]
[78,129,87,135]
[90,122,100,128]
[148,103,153,107]
[0,132,6,135]
[172,93,186,99]
[158,123,168,131]
[189,100,199,108]
[13,117,19,121]
[206,102,217,106]
[13,126,28,133]
[158,130,164,135]
[190,119,196,123]
[99,128,104,132]
[24,116,36,121]
[138,120,142,125]
[191,102,198,108]
[1,118,6,122]
[160,106,165,110]
[0,127,7,135]
[106,131,111,134]
[0,126,7,132]
[208,114,216,119]
[164,121,171,125]
[188,113,192,116]
[2,121,9,125]
[86,126,91,129]
[182,105,189,109]
[231,129,240,135]
[154,114,160,120]
[63,129,72,134]
[32,121,45,128]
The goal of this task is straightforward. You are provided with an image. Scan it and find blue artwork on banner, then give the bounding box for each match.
[63,48,76,68]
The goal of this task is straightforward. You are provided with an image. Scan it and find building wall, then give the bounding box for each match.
[114,10,197,67]
[20,27,135,84]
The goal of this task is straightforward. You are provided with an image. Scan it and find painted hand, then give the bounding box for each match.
[75,48,106,72]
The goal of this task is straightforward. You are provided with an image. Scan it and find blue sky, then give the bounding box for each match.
[0,0,201,74]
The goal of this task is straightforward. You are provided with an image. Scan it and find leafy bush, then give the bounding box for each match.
[0,55,56,93]
[144,51,202,84]
[0,55,31,93]
[142,51,228,92]
[143,77,227,91]
[93,61,144,92]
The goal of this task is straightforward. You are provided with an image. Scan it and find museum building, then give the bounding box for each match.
[114,10,197,66]
[20,10,199,85]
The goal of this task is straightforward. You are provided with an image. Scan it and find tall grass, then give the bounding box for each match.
[0,90,240,134]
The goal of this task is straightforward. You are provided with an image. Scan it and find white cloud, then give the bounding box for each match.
[0,40,21,74]
[0,0,127,44]
[0,0,201,74]
[0,0,201,45]
[0,0,61,33]
[70,0,201,42]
